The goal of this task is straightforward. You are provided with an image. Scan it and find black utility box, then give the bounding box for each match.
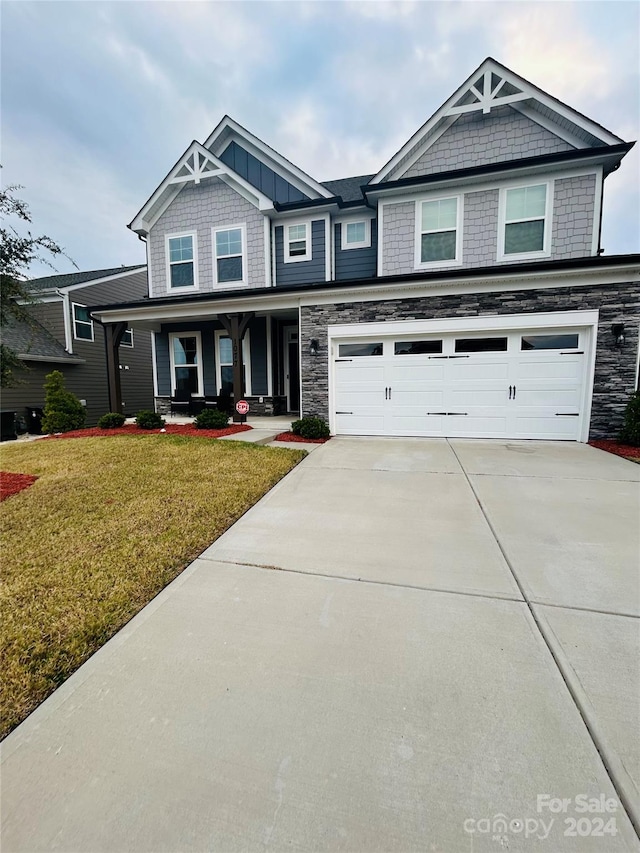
[26,407,44,435]
[1,411,17,442]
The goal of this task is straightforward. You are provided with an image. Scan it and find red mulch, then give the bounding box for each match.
[1,472,39,502]
[274,432,329,444]
[42,424,253,440]
[589,439,640,460]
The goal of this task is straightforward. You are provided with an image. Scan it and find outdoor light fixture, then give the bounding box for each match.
[612,323,625,348]
[309,338,319,356]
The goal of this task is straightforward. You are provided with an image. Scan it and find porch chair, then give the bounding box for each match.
[170,390,191,416]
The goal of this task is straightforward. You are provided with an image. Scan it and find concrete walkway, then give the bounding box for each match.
[2,438,639,852]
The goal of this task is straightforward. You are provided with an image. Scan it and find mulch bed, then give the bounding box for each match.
[41,424,253,440]
[1,472,39,502]
[274,432,329,444]
[589,439,640,460]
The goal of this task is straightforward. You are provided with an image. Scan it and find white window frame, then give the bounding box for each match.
[168,331,204,397]
[215,329,252,396]
[283,219,312,264]
[497,181,553,262]
[341,218,371,251]
[414,194,463,270]
[212,223,248,287]
[72,302,94,342]
[165,231,199,292]
[120,329,134,348]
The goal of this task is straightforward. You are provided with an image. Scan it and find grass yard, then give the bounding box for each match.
[0,435,305,738]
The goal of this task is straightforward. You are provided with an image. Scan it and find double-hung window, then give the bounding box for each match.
[166,233,197,289]
[284,222,311,263]
[120,329,134,348]
[72,304,94,341]
[499,183,551,259]
[169,333,203,396]
[213,226,246,285]
[416,196,461,267]
[341,219,371,250]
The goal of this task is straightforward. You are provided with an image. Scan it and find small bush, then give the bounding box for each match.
[97,412,126,429]
[291,416,330,440]
[619,392,640,447]
[41,371,86,433]
[135,410,165,430]
[194,409,229,430]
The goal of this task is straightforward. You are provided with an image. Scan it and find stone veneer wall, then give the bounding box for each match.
[155,396,287,417]
[300,281,639,439]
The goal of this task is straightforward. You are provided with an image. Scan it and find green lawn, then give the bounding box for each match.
[0,435,305,738]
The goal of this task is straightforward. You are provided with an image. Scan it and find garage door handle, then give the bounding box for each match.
[561,351,584,355]
[513,385,517,399]
[336,411,353,415]
[509,385,513,399]
[555,413,579,416]
[335,359,353,362]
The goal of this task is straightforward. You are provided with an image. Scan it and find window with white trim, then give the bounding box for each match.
[499,183,551,259]
[72,303,94,341]
[120,329,134,348]
[341,219,371,250]
[169,333,203,396]
[416,196,461,267]
[284,221,311,263]
[215,330,251,396]
[213,226,246,285]
[166,233,197,289]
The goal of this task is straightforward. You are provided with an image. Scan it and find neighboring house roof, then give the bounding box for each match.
[321,175,375,204]
[27,265,144,292]
[1,315,84,363]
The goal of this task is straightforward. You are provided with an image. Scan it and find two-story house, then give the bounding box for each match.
[1,266,154,431]
[93,58,639,442]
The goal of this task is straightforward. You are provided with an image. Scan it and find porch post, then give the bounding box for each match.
[104,322,128,413]
[219,312,254,422]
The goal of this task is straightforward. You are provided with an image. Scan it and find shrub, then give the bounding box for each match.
[291,416,330,440]
[619,391,640,447]
[41,370,86,433]
[135,410,165,430]
[97,412,126,429]
[194,409,229,430]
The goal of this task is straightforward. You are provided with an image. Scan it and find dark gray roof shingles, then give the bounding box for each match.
[1,315,81,362]
[26,265,144,292]
[320,175,374,203]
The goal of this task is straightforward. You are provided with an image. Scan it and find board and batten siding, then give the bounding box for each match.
[381,173,598,276]
[274,220,326,285]
[219,141,309,205]
[334,220,377,280]
[148,178,266,297]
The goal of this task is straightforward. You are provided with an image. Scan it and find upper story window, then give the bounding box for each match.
[166,232,198,289]
[284,221,311,263]
[72,303,94,342]
[498,183,552,260]
[120,329,134,348]
[341,219,371,250]
[213,225,246,286]
[415,196,462,268]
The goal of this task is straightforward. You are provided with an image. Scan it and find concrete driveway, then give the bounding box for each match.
[2,438,639,852]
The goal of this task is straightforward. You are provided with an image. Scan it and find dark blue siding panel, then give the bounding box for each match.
[155,331,171,396]
[275,220,326,285]
[219,141,308,204]
[334,219,378,280]
[249,317,268,395]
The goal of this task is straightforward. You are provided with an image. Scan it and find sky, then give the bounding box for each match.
[2,0,639,278]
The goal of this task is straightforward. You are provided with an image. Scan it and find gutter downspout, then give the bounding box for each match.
[57,289,74,354]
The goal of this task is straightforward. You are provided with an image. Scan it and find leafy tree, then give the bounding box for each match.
[0,183,73,386]
[41,370,86,433]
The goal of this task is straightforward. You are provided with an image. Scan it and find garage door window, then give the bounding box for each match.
[338,343,383,357]
[455,337,508,353]
[394,340,443,355]
[521,334,579,350]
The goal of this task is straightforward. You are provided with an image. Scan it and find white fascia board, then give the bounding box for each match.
[372,57,624,185]
[92,262,638,324]
[510,103,589,149]
[204,116,333,200]
[17,292,61,304]
[18,353,85,364]
[61,267,147,293]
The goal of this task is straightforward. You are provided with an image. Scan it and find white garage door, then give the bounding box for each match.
[333,328,589,440]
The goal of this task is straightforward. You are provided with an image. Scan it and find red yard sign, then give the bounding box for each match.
[235,400,250,415]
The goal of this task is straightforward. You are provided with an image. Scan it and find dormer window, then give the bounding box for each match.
[498,183,552,260]
[213,225,246,286]
[415,196,462,268]
[341,219,371,250]
[284,221,311,263]
[166,233,198,289]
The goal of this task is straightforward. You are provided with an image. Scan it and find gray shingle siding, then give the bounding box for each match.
[396,106,575,179]
[148,178,266,297]
[219,141,309,204]
[334,220,377,280]
[552,174,596,258]
[299,281,639,439]
[275,219,326,285]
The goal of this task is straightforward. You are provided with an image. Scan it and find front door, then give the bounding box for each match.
[284,327,300,413]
